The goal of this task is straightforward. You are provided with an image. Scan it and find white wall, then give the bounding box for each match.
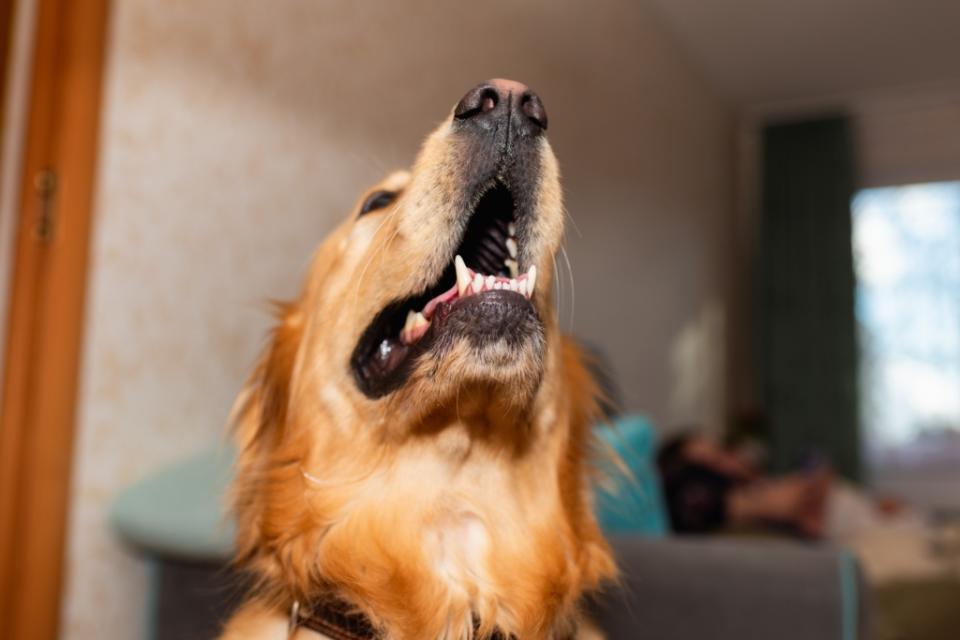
[855,86,960,188]
[743,83,960,189]
[60,1,734,637]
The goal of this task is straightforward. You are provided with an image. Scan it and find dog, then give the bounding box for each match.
[219,79,617,640]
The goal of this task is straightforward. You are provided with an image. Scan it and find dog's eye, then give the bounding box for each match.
[359,190,397,217]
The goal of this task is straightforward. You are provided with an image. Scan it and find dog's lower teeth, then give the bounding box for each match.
[400,258,538,345]
[400,310,429,345]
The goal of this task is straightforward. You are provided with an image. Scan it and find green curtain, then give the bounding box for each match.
[759,116,861,480]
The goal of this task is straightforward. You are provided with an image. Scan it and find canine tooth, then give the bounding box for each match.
[403,310,417,334]
[506,238,518,259]
[471,273,484,294]
[400,311,429,345]
[508,222,516,236]
[526,265,537,295]
[454,255,470,296]
[505,258,519,278]
[485,275,495,290]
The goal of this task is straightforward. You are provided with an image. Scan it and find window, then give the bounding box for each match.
[852,181,960,475]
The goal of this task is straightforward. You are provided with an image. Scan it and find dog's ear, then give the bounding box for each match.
[229,302,304,570]
[233,302,303,449]
[559,338,619,587]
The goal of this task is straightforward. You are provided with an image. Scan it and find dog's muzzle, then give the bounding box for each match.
[351,79,551,398]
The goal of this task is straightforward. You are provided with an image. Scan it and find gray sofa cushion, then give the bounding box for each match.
[143,535,874,639]
[591,535,873,640]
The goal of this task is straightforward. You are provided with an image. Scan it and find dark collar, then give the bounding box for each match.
[287,599,517,640]
[288,599,377,640]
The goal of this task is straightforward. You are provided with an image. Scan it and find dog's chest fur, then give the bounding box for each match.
[294,420,579,638]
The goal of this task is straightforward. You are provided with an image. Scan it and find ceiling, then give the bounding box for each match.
[643,0,960,107]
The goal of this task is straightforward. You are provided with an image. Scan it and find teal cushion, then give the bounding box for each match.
[594,415,668,536]
[110,417,667,560]
[109,447,236,561]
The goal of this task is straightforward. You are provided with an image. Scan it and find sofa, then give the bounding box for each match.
[110,417,873,639]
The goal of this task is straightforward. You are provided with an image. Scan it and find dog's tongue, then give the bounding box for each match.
[421,269,530,320]
[422,284,459,319]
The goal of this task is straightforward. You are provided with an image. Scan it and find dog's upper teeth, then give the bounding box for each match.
[506,238,518,259]
[505,258,519,278]
[454,254,471,296]
[508,222,516,236]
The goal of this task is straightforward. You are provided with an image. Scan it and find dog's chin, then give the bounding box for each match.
[428,289,546,391]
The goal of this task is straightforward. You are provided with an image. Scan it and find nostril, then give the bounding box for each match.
[480,88,498,114]
[454,85,499,121]
[520,92,548,131]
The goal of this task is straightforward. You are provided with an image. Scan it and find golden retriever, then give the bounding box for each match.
[220,79,616,640]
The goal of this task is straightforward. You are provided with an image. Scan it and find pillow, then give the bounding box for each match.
[594,415,668,537]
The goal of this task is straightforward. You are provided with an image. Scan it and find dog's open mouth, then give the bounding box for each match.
[351,182,540,398]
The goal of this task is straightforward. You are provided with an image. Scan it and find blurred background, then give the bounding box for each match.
[1,0,958,639]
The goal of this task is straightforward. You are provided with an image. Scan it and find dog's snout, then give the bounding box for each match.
[454,79,547,136]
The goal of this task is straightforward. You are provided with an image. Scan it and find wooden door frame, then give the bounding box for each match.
[0,0,110,638]
[0,0,16,151]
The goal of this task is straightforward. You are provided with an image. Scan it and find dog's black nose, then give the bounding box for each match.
[453,79,547,136]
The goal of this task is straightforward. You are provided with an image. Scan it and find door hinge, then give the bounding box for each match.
[33,168,58,243]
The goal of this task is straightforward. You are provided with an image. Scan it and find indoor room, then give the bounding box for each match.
[1,1,958,639]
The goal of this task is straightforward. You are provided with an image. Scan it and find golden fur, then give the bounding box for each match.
[221,88,616,640]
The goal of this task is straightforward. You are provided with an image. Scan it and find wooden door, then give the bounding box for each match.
[0,1,110,638]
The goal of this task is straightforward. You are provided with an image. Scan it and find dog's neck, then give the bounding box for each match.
[236,339,613,640]
[291,418,574,637]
